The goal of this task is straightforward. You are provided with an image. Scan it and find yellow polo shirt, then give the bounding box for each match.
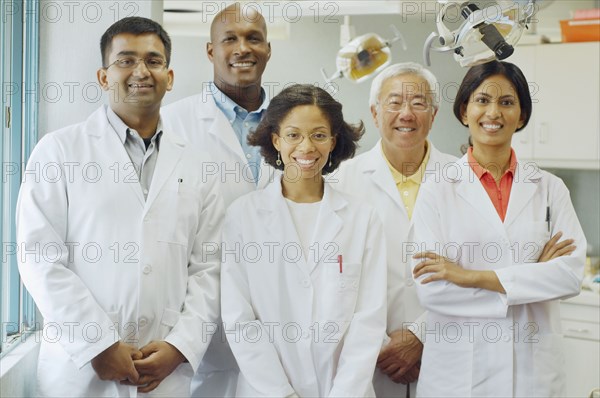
[382,140,431,219]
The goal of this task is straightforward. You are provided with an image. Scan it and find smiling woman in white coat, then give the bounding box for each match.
[220,84,387,397]
[410,61,586,397]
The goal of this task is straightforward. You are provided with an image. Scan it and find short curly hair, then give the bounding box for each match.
[249,84,364,174]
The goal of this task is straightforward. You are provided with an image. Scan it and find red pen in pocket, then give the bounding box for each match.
[338,255,343,273]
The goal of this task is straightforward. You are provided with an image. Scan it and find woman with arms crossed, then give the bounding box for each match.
[411,61,585,397]
[221,84,387,397]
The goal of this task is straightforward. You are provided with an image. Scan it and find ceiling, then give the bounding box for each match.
[162,0,409,37]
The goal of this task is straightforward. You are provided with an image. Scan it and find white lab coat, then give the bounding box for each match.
[162,87,277,207]
[410,154,586,397]
[162,87,278,397]
[221,180,387,397]
[16,106,224,398]
[334,141,457,397]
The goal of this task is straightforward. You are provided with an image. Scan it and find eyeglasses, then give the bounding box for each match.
[278,132,335,145]
[105,56,167,70]
[380,97,431,113]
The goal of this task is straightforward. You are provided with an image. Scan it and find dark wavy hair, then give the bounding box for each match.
[248,84,364,174]
[100,17,172,67]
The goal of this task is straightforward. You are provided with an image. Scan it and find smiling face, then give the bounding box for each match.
[272,105,336,182]
[207,7,271,93]
[461,74,524,151]
[371,73,437,155]
[97,33,173,117]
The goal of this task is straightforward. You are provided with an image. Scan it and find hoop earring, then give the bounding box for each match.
[276,152,282,166]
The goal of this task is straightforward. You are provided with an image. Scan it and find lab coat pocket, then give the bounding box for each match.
[321,264,362,323]
[325,262,361,292]
[155,185,200,246]
[531,334,566,396]
[520,221,552,263]
[159,308,181,338]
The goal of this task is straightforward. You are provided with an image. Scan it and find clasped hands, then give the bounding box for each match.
[91,340,185,393]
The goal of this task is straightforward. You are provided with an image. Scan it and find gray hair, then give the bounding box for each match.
[369,62,440,110]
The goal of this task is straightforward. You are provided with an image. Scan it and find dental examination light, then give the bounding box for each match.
[424,0,540,67]
[321,18,406,84]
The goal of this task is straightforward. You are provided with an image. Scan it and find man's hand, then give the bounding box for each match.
[91,341,143,382]
[125,341,185,393]
[377,329,423,384]
[538,231,576,262]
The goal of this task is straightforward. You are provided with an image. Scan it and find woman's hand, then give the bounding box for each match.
[538,231,576,262]
[413,252,505,293]
[413,252,475,288]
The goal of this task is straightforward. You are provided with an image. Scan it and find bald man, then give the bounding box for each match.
[163,2,274,202]
[162,3,275,396]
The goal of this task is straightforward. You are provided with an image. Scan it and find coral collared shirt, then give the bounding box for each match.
[467,147,517,222]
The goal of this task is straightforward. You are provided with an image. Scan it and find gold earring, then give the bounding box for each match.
[276,152,282,166]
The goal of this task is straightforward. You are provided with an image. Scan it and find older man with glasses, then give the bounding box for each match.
[335,62,457,398]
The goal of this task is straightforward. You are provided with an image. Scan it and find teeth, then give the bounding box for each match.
[482,123,501,130]
[129,84,151,88]
[296,159,316,165]
[232,62,254,67]
[397,127,415,132]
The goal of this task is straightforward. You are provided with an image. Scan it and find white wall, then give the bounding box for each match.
[38,0,163,134]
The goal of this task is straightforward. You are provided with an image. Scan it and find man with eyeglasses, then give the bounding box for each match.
[161,3,274,397]
[16,17,223,397]
[335,62,457,398]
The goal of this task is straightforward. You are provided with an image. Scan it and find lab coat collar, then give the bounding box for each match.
[360,141,405,213]
[85,105,175,143]
[504,159,543,227]
[360,139,444,216]
[452,153,543,231]
[209,81,269,120]
[446,152,542,183]
[178,87,277,188]
[453,153,505,233]
[198,87,255,164]
[84,105,113,137]
[259,176,347,214]
[143,116,187,211]
[85,106,146,206]
[260,177,346,275]
[83,106,187,210]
